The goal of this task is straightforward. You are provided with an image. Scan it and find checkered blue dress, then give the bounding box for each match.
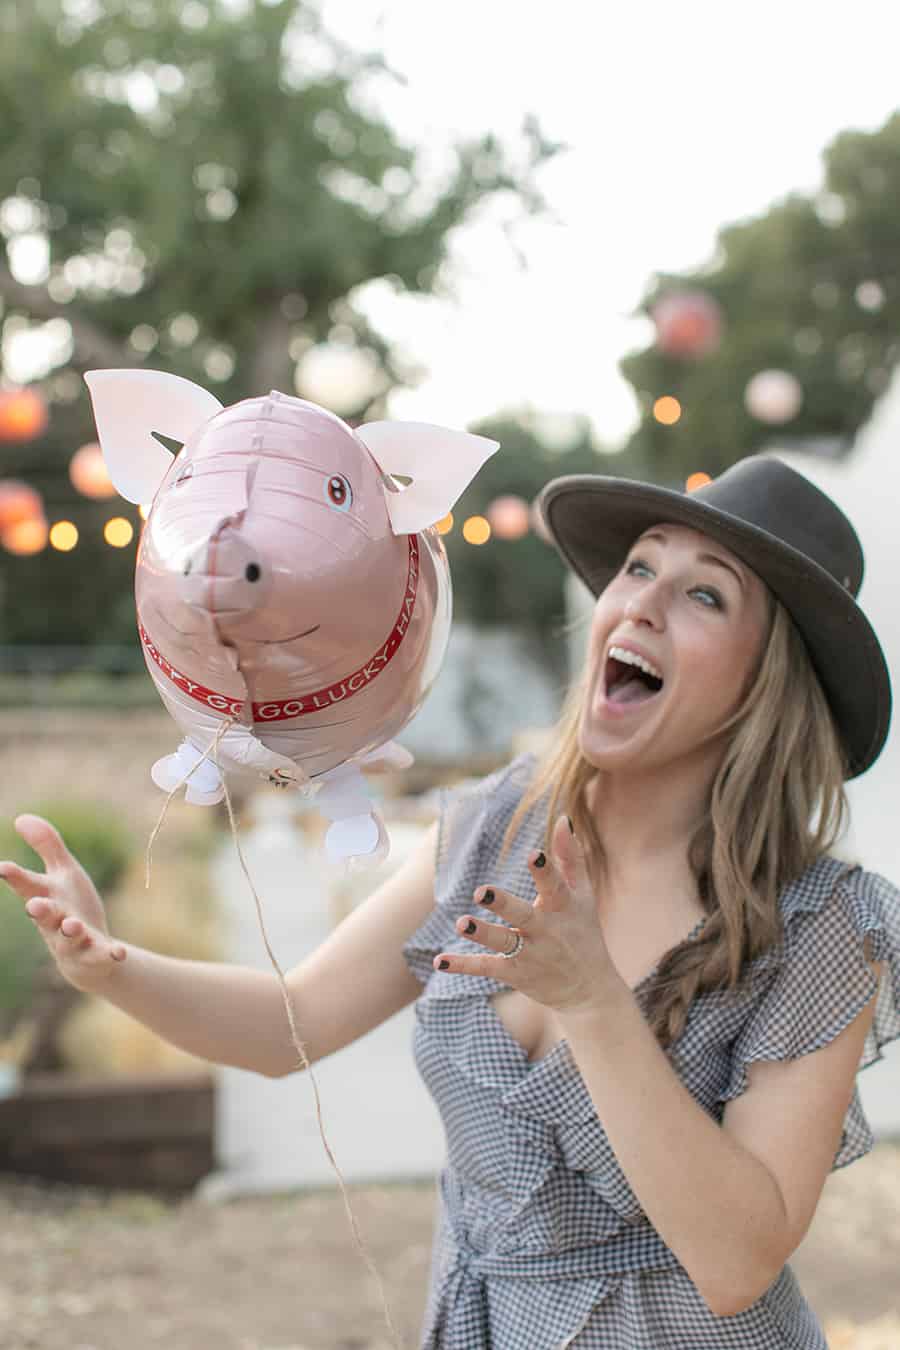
[402,754,900,1349]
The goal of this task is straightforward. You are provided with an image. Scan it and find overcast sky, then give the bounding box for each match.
[318,0,900,450]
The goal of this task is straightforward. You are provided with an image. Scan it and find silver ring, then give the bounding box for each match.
[499,928,524,960]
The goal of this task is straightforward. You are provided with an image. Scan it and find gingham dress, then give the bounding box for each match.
[402,754,900,1349]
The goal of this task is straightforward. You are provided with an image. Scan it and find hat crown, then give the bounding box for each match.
[691,456,864,596]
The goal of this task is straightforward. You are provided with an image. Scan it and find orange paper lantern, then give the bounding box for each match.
[652,291,722,359]
[0,388,49,442]
[69,442,117,499]
[0,480,44,531]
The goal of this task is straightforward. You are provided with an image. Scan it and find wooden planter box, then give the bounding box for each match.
[0,1071,215,1194]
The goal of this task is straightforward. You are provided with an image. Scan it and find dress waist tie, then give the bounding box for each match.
[426,1175,681,1349]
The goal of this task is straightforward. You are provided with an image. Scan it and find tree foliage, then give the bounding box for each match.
[619,112,900,484]
[0,0,558,647]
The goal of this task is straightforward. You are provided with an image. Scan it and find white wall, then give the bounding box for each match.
[200,797,448,1198]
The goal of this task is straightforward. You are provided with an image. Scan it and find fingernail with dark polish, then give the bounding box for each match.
[533,851,546,868]
[480,888,495,905]
[464,920,476,934]
[438,959,450,970]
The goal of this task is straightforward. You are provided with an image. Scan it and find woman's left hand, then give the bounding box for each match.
[432,815,621,1016]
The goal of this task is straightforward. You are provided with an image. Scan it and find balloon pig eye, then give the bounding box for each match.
[325,474,352,511]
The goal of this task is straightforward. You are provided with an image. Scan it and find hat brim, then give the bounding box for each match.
[538,474,892,780]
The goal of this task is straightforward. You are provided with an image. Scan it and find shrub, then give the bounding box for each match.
[0,799,135,1031]
[0,799,134,895]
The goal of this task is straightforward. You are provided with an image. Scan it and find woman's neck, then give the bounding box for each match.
[584,766,710,895]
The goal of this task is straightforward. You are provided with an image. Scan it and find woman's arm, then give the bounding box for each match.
[3,816,438,1079]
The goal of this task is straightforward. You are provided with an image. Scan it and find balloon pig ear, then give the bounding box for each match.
[84,369,224,504]
[355,421,499,534]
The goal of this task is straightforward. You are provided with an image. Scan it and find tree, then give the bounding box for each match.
[619,112,900,485]
[0,0,558,648]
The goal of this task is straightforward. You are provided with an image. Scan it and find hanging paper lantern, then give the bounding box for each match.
[744,370,803,424]
[69,442,118,499]
[486,495,530,540]
[2,514,49,556]
[0,480,43,532]
[0,388,49,442]
[651,291,723,359]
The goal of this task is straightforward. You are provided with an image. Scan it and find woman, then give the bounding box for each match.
[3,454,899,1348]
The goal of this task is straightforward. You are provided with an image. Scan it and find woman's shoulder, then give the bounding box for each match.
[778,852,900,928]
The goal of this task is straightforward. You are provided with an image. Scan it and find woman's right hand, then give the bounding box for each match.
[0,814,126,993]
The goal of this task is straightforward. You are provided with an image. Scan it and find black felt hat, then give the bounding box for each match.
[538,454,892,779]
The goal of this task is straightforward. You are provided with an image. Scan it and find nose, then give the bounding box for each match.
[178,531,267,617]
[623,576,668,627]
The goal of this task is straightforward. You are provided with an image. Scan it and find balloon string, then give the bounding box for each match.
[144,719,405,1349]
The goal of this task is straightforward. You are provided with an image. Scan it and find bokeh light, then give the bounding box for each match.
[486,495,530,540]
[49,520,79,551]
[139,503,151,521]
[0,480,43,531]
[295,342,380,414]
[462,515,491,545]
[686,472,712,492]
[0,387,48,442]
[104,517,135,548]
[434,512,454,535]
[744,369,803,424]
[653,396,682,425]
[2,516,48,555]
[69,442,117,499]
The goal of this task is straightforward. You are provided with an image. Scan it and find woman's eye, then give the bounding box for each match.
[625,558,723,609]
[692,587,723,608]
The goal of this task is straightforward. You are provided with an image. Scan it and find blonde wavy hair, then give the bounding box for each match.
[502,588,852,1052]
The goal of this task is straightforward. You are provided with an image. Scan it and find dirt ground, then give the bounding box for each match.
[4,1142,900,1350]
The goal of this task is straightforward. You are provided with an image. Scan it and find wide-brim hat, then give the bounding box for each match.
[538,454,892,779]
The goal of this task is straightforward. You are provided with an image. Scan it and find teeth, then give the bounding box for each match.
[608,645,663,682]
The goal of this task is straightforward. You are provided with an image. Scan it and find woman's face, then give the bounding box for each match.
[579,522,770,774]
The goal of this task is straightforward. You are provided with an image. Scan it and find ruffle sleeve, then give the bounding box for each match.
[401,753,540,985]
[718,862,900,1169]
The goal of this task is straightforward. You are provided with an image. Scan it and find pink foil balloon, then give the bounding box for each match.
[85,370,498,863]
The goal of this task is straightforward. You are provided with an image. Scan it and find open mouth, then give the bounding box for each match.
[603,654,665,706]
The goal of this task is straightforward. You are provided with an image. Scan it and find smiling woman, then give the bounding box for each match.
[396,453,899,1346]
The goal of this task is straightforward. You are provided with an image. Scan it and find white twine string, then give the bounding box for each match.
[145,719,405,1349]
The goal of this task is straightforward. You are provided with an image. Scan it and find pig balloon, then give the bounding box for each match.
[85,370,499,865]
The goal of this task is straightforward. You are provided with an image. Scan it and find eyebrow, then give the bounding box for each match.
[635,529,746,593]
